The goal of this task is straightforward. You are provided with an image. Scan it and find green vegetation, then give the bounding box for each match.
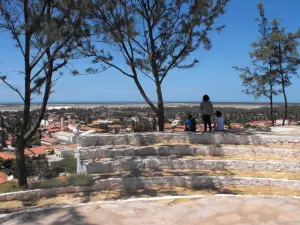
[234,3,300,126]
[56,155,77,174]
[0,0,88,189]
[0,183,19,194]
[78,0,229,131]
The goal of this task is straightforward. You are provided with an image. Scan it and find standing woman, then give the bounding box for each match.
[200,95,213,132]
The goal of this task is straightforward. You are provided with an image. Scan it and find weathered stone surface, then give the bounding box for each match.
[76,145,300,162]
[79,157,300,174]
[78,133,300,147]
[1,175,300,202]
[94,176,300,191]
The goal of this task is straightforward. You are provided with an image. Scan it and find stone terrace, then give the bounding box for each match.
[76,131,300,192]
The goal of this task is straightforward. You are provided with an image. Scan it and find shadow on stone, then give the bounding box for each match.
[0,206,96,225]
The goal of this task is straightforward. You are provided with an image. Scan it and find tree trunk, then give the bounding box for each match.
[282,82,288,126]
[270,96,274,126]
[16,138,28,189]
[278,43,288,126]
[156,83,165,132]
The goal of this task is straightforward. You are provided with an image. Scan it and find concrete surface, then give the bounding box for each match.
[1,195,300,225]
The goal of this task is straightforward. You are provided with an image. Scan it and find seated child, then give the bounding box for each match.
[185,114,196,132]
[213,111,224,131]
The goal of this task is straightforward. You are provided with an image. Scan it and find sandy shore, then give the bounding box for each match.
[0,102,291,112]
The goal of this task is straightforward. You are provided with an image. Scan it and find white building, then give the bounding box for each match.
[276,119,289,125]
[68,124,78,133]
[55,148,75,158]
[55,131,79,144]
[40,119,49,126]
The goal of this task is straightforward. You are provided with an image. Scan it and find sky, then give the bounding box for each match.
[0,0,300,103]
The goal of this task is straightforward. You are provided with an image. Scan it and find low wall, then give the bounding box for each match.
[77,132,300,147]
[79,157,300,174]
[95,176,300,191]
[2,176,300,201]
[77,145,300,160]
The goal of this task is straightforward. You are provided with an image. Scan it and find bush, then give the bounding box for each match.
[0,183,19,193]
[57,155,77,174]
[30,178,69,189]
[67,174,94,187]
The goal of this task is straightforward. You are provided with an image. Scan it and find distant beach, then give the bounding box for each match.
[0,102,296,112]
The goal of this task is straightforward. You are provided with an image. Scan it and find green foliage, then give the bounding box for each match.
[0,183,19,194]
[56,154,77,174]
[78,0,230,131]
[0,157,37,178]
[132,117,157,132]
[67,174,94,187]
[233,2,300,125]
[30,174,94,190]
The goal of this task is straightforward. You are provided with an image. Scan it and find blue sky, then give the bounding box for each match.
[0,0,300,103]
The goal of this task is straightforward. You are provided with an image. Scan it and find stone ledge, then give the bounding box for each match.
[1,176,300,201]
[79,158,300,174]
[0,186,98,202]
[77,132,300,147]
[95,176,300,191]
[76,145,300,160]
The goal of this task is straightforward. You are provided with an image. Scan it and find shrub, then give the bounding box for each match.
[29,174,94,190]
[30,179,69,189]
[57,155,77,174]
[67,174,94,187]
[0,183,19,193]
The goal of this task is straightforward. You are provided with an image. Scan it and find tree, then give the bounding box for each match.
[233,3,279,126]
[79,0,229,131]
[0,0,87,189]
[269,19,300,125]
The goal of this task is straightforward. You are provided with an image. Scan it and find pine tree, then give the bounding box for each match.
[0,0,88,189]
[78,0,229,131]
[233,3,280,126]
[269,19,300,125]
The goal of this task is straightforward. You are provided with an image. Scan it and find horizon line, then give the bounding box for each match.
[0,101,299,105]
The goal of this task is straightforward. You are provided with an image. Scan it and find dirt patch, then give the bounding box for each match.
[93,168,300,180]
[2,185,300,213]
[183,154,300,162]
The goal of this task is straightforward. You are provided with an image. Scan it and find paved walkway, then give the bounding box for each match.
[1,195,300,225]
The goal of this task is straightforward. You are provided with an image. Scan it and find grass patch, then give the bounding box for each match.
[0,183,19,194]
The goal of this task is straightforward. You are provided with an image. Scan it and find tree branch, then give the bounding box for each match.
[0,76,25,102]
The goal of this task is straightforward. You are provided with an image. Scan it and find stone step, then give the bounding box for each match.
[78,157,300,174]
[92,168,300,181]
[77,145,300,161]
[94,175,300,191]
[77,132,300,147]
[1,176,300,202]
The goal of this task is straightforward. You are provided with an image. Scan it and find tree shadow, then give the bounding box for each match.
[0,206,96,225]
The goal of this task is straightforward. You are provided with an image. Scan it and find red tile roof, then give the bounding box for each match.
[25,146,47,156]
[0,172,8,184]
[47,144,77,150]
[108,125,121,128]
[0,152,16,160]
[41,137,57,144]
[5,136,13,145]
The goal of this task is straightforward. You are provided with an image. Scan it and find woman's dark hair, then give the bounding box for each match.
[203,94,210,101]
[216,111,222,117]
